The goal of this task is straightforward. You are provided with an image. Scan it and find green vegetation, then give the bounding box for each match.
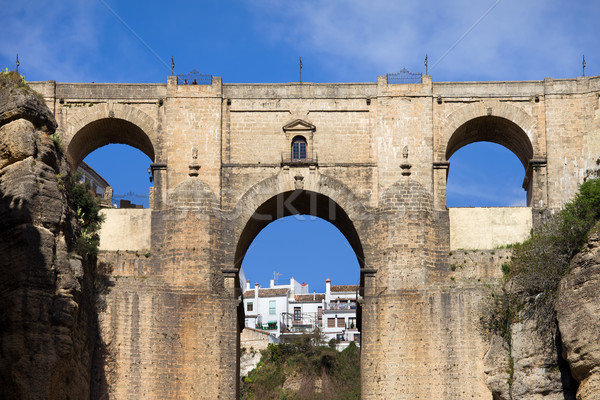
[72,177,104,258]
[482,177,600,344]
[0,69,44,102]
[481,177,600,394]
[241,332,360,400]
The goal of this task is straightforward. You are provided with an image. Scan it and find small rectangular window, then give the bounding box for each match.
[294,307,301,321]
[269,300,276,315]
[328,318,335,328]
[247,302,253,312]
[337,317,345,328]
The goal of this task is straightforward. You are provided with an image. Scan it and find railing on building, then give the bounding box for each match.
[256,321,278,330]
[324,301,357,311]
[280,312,319,333]
[177,69,212,85]
[281,151,318,166]
[387,68,422,84]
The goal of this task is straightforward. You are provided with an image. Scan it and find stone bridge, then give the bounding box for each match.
[29,74,600,399]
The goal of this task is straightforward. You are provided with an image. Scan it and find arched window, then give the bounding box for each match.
[291,136,307,161]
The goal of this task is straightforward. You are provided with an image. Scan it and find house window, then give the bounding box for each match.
[291,136,307,161]
[294,307,301,321]
[247,302,253,312]
[337,317,345,328]
[328,318,335,328]
[269,300,276,315]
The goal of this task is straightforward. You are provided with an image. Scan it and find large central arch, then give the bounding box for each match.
[233,188,367,397]
[234,189,365,272]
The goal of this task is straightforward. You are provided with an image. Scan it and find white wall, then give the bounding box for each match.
[98,209,151,251]
[449,207,532,250]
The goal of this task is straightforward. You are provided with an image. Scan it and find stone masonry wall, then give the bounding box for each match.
[23,74,600,399]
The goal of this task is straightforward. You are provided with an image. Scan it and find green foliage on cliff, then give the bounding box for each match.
[72,178,104,258]
[0,69,43,102]
[483,177,600,342]
[241,334,360,400]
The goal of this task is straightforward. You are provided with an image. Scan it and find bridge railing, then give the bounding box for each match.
[177,69,212,85]
[387,68,422,84]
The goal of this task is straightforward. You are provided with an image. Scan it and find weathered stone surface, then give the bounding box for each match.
[0,74,94,400]
[13,74,600,399]
[483,334,511,400]
[556,225,600,399]
[484,317,572,400]
[0,73,57,132]
[0,119,36,168]
[510,318,564,399]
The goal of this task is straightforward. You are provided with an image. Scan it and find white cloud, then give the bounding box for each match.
[0,2,104,81]
[246,0,600,81]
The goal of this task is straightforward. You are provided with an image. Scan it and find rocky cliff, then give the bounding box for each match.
[556,224,600,399]
[484,221,600,400]
[0,72,95,399]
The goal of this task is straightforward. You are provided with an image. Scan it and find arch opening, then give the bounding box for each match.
[67,117,155,167]
[83,144,153,208]
[446,116,534,207]
[446,115,533,169]
[237,191,364,394]
[68,118,156,209]
[447,142,527,207]
[234,190,365,272]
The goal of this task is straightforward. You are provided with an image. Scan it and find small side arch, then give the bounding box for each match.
[446,115,533,169]
[63,103,157,166]
[434,102,547,209]
[438,101,538,165]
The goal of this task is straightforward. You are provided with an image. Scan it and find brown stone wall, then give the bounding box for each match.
[22,74,600,399]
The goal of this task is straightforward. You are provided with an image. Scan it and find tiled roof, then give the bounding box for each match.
[258,288,289,297]
[294,294,325,302]
[331,285,359,292]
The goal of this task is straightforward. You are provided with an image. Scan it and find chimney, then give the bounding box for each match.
[290,277,296,296]
[325,278,331,304]
[246,280,250,292]
[254,283,259,314]
[270,279,275,288]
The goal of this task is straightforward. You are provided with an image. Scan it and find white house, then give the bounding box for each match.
[322,279,360,345]
[242,277,360,348]
[243,277,308,334]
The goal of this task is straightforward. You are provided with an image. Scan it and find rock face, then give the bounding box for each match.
[483,224,600,399]
[484,319,570,400]
[556,224,600,399]
[0,73,95,399]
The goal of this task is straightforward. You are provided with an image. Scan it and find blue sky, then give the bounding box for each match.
[2,0,598,291]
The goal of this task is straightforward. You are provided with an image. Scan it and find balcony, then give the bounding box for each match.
[256,321,278,331]
[324,302,357,311]
[281,151,318,167]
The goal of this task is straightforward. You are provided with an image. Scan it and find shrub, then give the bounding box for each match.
[486,177,600,343]
[72,179,104,258]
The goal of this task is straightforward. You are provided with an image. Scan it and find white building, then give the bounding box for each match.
[243,277,308,333]
[77,161,113,207]
[242,277,360,348]
[322,279,360,344]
